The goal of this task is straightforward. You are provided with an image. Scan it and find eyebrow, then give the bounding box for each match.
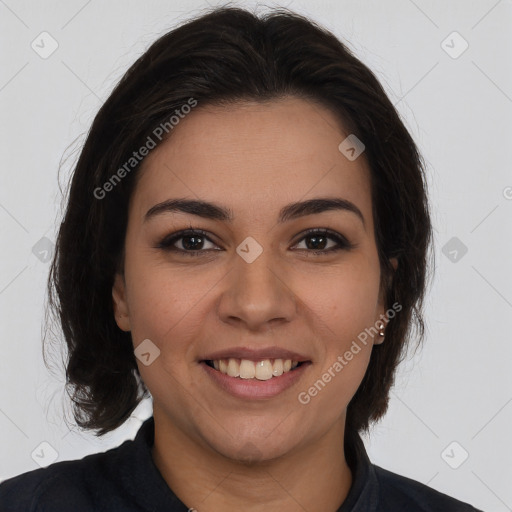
[144,197,365,228]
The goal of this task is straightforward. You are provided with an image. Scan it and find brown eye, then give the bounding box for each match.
[293,229,354,255]
[156,227,354,257]
[157,229,220,255]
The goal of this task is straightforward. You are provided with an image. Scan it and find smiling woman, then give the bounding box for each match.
[0,5,482,512]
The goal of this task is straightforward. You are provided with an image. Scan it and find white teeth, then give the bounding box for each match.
[255,360,273,380]
[227,358,240,377]
[210,358,300,380]
[272,359,284,377]
[239,359,256,379]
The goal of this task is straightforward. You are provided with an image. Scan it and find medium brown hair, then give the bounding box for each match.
[45,6,433,436]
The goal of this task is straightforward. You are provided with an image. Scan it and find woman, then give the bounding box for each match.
[0,6,482,511]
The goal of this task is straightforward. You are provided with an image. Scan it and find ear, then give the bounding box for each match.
[374,257,398,345]
[112,272,131,331]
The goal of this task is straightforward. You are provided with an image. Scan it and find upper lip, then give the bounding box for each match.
[201,346,310,362]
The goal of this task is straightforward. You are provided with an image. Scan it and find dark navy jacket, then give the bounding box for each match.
[0,417,483,511]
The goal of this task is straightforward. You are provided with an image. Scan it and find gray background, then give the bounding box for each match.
[1,1,511,510]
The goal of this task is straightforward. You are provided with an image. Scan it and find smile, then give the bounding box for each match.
[200,358,311,400]
[204,358,302,380]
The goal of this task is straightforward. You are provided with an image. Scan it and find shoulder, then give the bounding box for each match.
[0,442,130,512]
[0,462,87,512]
[374,464,483,511]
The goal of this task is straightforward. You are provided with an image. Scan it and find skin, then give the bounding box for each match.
[112,97,397,511]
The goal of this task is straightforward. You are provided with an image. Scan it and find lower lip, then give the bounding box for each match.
[200,361,311,399]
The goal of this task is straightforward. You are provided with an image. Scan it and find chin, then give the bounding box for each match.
[204,426,300,464]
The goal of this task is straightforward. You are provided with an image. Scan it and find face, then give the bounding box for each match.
[113,97,395,462]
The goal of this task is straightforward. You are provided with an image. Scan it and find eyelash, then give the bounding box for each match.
[155,227,355,256]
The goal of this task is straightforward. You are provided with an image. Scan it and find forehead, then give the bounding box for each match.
[131,97,373,226]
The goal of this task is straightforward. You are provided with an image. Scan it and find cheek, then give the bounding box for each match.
[125,245,381,347]
[123,253,224,359]
[300,256,381,338]
[123,260,213,411]
[295,258,380,406]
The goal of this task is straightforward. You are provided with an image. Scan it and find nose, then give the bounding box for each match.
[216,246,297,332]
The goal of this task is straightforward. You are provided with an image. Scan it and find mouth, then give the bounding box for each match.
[199,347,312,399]
[202,358,307,380]
[200,358,311,399]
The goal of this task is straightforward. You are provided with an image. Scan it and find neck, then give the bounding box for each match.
[151,409,353,512]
